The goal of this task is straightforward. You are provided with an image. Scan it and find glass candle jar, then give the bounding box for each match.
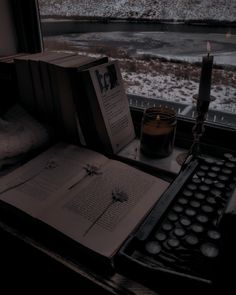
[140,106,177,158]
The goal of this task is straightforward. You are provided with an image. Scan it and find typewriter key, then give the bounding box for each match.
[215,182,225,190]
[167,213,179,222]
[200,243,219,258]
[202,205,214,214]
[185,208,197,217]
[145,241,162,255]
[194,192,205,200]
[187,183,197,191]
[204,178,213,185]
[196,170,205,178]
[215,160,224,167]
[199,185,210,192]
[192,178,201,185]
[196,215,208,224]
[162,223,173,231]
[207,230,221,240]
[222,168,232,175]
[191,224,204,234]
[204,158,214,165]
[174,228,186,237]
[207,172,217,179]
[185,235,199,246]
[180,217,191,227]
[200,165,209,171]
[224,153,233,160]
[183,190,193,197]
[225,162,235,169]
[167,238,180,248]
[211,166,220,173]
[190,200,201,208]
[206,197,217,206]
[155,232,167,242]
[173,205,184,213]
[178,198,188,205]
[218,174,229,182]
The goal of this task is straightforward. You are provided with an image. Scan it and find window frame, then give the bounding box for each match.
[130,106,236,154]
[37,2,236,154]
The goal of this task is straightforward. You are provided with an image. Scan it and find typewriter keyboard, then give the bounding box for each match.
[119,153,236,282]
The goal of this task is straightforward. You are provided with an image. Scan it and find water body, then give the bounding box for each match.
[42,20,236,36]
[43,20,236,67]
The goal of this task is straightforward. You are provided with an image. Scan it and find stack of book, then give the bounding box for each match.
[14,51,135,154]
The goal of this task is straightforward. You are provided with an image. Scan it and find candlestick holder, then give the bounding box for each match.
[176,94,214,166]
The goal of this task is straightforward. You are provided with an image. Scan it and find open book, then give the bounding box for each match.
[0,143,169,262]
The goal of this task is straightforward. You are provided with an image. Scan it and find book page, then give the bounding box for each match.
[39,160,169,258]
[0,143,108,217]
[89,61,135,153]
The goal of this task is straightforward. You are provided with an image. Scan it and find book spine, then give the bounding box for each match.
[30,60,48,120]
[39,61,56,124]
[49,65,80,144]
[14,59,36,115]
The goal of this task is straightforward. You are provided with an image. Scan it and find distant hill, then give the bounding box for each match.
[39,0,236,22]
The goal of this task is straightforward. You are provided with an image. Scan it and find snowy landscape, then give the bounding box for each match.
[39,0,236,22]
[39,1,236,116]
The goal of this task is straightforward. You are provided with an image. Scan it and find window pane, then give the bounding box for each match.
[38,1,236,128]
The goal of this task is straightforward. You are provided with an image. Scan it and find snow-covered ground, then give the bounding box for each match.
[121,58,236,113]
[39,0,236,22]
[44,32,236,114]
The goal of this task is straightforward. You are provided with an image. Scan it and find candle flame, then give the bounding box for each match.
[207,41,211,55]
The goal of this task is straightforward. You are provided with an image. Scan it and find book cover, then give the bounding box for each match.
[77,60,135,154]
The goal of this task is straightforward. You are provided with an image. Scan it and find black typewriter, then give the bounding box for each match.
[116,152,236,294]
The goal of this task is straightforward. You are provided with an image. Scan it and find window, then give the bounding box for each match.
[38,1,236,128]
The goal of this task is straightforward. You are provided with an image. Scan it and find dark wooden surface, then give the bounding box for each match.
[0,220,159,294]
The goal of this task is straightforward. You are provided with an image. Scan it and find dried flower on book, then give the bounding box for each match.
[112,187,128,203]
[0,158,58,195]
[83,163,102,176]
[83,187,128,236]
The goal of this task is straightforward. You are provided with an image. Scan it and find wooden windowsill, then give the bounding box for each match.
[116,138,186,181]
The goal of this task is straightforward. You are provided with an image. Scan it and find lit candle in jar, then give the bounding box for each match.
[140,107,177,158]
[198,41,214,101]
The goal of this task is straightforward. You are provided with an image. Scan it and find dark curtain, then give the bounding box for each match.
[10,0,43,53]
